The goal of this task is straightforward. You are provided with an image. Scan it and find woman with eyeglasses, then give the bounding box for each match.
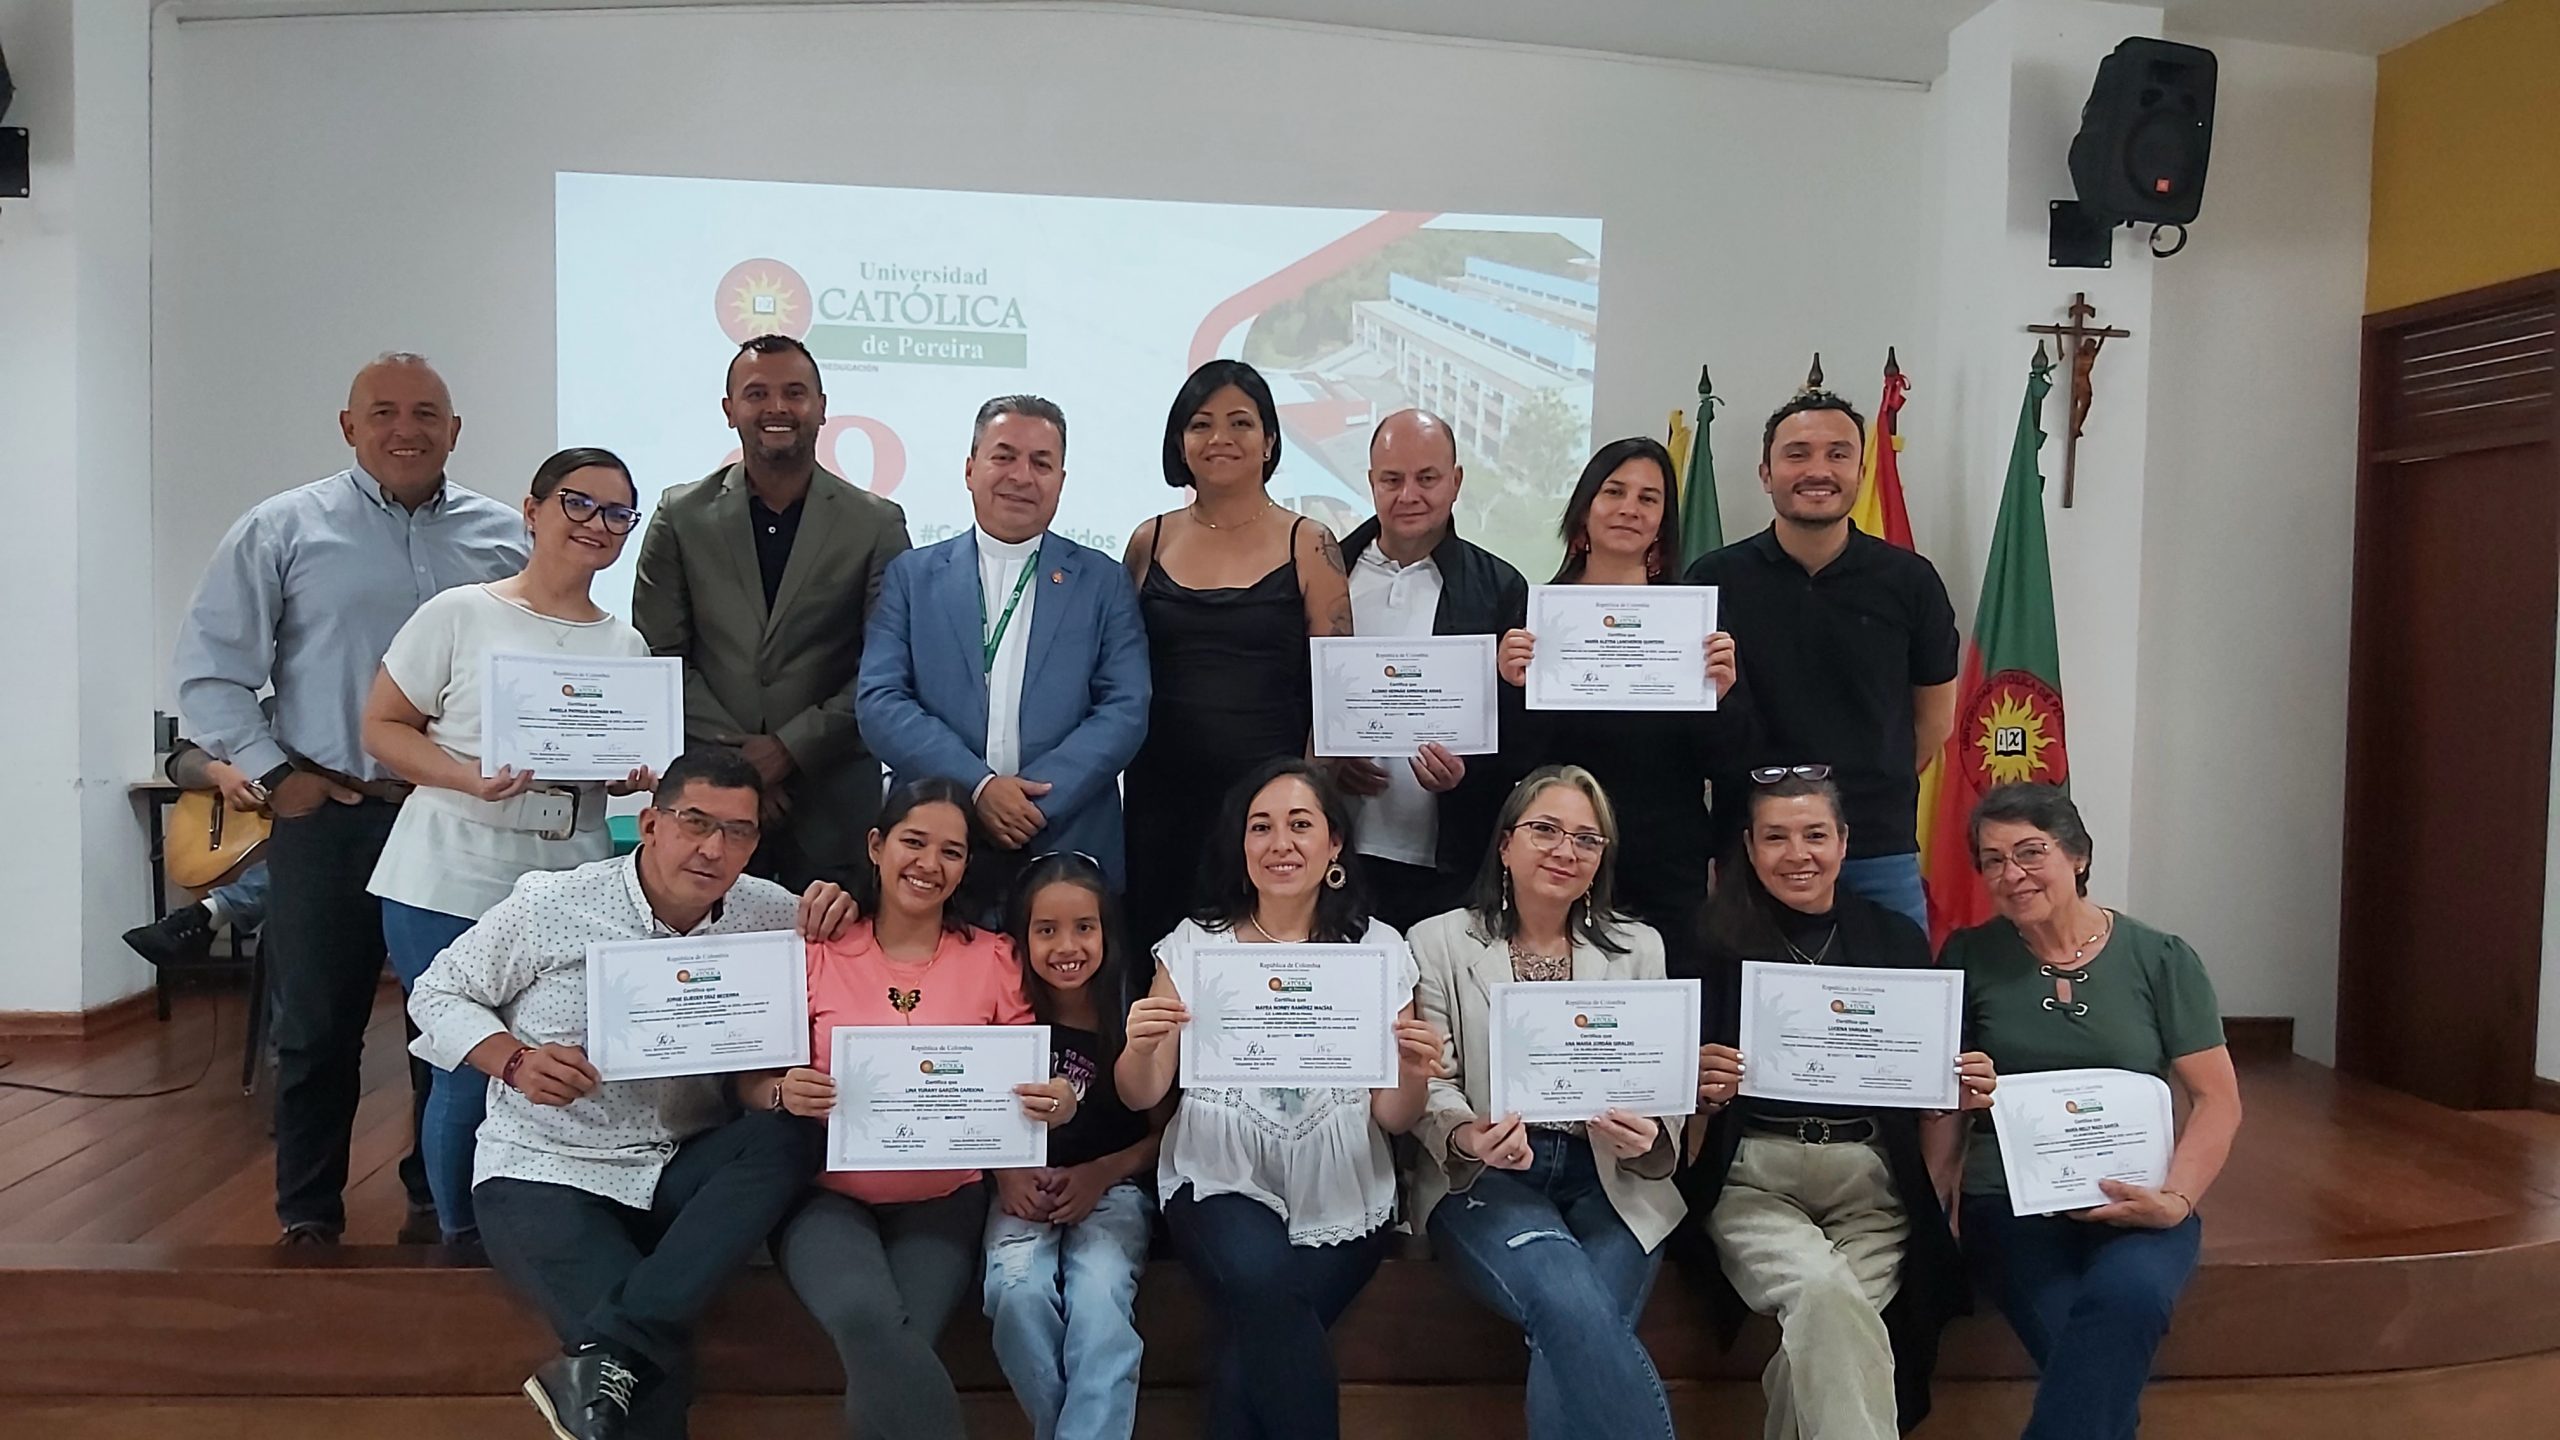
[1495,438,1747,937]
[361,446,660,1245]
[744,776,1080,1440]
[1674,767,1994,1440]
[1946,782,2240,1440]
[1406,766,1685,1440]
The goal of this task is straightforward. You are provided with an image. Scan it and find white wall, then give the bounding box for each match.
[0,0,159,1014]
[149,2,1937,668]
[9,0,2367,1037]
[2130,35,2372,1062]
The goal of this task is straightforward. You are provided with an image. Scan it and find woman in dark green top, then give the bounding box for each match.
[1948,783,2243,1440]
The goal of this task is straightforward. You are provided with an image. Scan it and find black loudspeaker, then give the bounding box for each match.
[2067,38,2216,225]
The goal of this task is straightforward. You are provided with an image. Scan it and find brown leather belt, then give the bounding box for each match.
[291,757,413,805]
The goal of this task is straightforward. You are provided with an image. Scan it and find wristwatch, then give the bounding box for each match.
[258,761,297,792]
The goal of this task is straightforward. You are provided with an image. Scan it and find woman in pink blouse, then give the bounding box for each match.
[737,777,1077,1440]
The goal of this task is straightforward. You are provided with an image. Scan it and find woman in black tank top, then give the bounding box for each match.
[1121,360,1354,948]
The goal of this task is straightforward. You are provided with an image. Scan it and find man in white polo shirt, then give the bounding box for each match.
[1327,409,1529,930]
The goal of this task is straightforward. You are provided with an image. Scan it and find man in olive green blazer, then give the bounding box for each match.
[633,336,911,889]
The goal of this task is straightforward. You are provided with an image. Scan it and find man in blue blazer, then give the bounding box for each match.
[856,396,1150,899]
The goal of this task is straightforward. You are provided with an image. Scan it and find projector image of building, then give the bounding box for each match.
[1351,258,1597,466]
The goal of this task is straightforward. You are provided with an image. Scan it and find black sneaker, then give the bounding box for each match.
[276,1222,338,1247]
[524,1343,644,1440]
[122,903,215,968]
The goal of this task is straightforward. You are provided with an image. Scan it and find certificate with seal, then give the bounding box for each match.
[1171,944,1400,1088]
[1990,1068,2177,1215]
[583,930,808,1082]
[1487,979,1703,1122]
[483,651,684,781]
[825,1025,1051,1172]
[1310,636,1500,757]
[1524,585,1717,711]
[1736,961,1963,1110]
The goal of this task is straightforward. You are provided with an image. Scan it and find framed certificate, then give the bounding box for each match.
[826,1025,1052,1172]
[583,930,809,1082]
[1171,944,1400,1089]
[1736,961,1963,1110]
[1990,1067,2177,1215]
[1486,979,1702,1122]
[483,651,684,781]
[1310,635,1500,757]
[1524,584,1717,711]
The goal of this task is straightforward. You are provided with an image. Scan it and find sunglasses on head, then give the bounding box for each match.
[1749,765,1833,784]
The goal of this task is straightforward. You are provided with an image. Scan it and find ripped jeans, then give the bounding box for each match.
[1425,1131,1676,1440]
[981,1180,1153,1440]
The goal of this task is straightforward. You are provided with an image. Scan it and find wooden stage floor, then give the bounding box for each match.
[6,985,2559,1251]
[7,987,2560,1438]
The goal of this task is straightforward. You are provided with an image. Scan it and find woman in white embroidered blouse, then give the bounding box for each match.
[1116,757,1444,1440]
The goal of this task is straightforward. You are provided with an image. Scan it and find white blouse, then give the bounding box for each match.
[366,584,648,919]
[1154,917,1419,1247]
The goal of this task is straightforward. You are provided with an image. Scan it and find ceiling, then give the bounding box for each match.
[187,0,2505,84]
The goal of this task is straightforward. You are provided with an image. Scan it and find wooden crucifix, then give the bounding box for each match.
[2025,292,2131,507]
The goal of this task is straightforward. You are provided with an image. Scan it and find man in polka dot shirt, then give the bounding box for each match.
[410,746,854,1440]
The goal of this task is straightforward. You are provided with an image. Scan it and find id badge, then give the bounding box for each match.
[522,787,578,841]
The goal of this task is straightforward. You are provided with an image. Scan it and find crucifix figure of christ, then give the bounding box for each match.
[2025,292,2131,508]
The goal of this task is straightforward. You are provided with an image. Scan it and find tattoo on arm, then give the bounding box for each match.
[1315,528,1348,577]
[1323,600,1355,638]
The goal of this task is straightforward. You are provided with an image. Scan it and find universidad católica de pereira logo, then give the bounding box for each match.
[715,256,1030,369]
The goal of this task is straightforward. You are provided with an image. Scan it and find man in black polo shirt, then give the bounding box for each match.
[1685,392,1958,934]
[1327,409,1530,929]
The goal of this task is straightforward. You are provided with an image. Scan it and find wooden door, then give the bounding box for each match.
[2338,273,2560,1109]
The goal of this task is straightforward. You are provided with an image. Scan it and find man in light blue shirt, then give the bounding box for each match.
[173,351,529,1244]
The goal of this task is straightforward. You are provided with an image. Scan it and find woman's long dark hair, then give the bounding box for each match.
[1461,765,1630,955]
[853,776,986,937]
[1190,757,1372,944]
[1551,436,1682,584]
[1162,358,1284,488]
[1698,774,1847,960]
[1004,852,1135,1068]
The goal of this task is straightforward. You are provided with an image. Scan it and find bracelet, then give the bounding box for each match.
[768,1078,788,1114]
[2162,1187,2195,1218]
[499,1045,535,1090]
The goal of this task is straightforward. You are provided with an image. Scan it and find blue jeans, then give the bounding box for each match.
[1163,1187,1387,1440]
[1963,1196,2203,1440]
[210,860,272,931]
[382,899,487,1242]
[1426,1131,1674,1440]
[1839,853,1928,936]
[982,1180,1154,1440]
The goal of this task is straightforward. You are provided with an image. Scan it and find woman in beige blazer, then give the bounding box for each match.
[1408,765,1684,1440]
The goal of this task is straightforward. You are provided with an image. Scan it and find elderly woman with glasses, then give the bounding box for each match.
[1406,765,1687,1440]
[1946,782,2241,1440]
[1675,766,1993,1440]
[360,446,663,1245]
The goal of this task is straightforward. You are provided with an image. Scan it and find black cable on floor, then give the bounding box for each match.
[0,993,224,1099]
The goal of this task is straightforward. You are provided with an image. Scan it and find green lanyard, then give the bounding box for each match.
[980,555,1038,675]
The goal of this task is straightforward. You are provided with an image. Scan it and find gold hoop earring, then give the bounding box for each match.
[1325,862,1347,890]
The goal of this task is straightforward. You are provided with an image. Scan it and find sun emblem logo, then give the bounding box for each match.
[1962,669,2067,788]
[714,258,813,344]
